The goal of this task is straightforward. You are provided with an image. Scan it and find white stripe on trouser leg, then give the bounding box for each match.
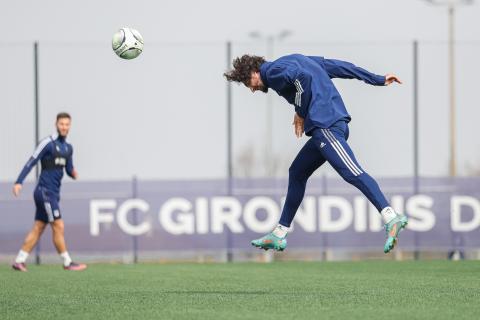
[321,129,359,176]
[321,129,362,176]
[324,129,363,175]
[44,202,54,222]
[323,129,363,175]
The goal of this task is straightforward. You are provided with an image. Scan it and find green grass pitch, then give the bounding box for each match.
[1,260,479,319]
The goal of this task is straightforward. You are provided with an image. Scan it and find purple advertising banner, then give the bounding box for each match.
[0,177,479,253]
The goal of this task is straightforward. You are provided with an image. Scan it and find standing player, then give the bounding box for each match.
[12,112,87,271]
[224,54,408,253]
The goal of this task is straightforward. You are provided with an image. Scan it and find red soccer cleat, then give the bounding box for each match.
[63,262,87,271]
[12,262,28,272]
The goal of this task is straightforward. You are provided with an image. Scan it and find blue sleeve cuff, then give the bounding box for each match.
[375,75,386,86]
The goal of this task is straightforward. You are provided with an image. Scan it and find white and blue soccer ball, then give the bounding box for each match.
[112,27,144,60]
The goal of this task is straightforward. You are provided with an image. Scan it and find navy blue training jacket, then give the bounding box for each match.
[259,54,386,135]
[15,133,75,195]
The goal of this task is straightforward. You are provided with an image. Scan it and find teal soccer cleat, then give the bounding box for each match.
[384,215,409,254]
[251,233,287,251]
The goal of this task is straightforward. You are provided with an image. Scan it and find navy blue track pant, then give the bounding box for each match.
[279,120,389,227]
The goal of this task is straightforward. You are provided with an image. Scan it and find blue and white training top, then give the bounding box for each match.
[15,133,75,195]
[259,54,386,135]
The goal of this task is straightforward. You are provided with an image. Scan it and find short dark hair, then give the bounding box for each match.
[56,112,71,121]
[224,54,266,86]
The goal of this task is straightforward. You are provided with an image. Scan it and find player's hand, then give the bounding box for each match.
[385,74,402,85]
[293,113,304,138]
[72,169,78,180]
[13,184,22,197]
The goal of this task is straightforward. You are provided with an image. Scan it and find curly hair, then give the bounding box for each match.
[223,55,266,85]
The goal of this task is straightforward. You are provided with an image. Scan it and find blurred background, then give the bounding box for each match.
[0,0,479,263]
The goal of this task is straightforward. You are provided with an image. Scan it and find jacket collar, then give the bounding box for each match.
[259,61,272,88]
[52,132,66,142]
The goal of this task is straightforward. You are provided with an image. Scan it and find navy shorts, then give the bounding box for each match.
[33,187,62,223]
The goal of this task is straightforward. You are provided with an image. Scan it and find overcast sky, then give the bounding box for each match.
[1,0,479,182]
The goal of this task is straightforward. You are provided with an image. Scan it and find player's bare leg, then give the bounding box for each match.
[51,219,87,271]
[22,220,47,252]
[12,221,47,271]
[51,219,67,253]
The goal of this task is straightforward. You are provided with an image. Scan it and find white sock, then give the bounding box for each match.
[381,206,398,224]
[15,250,29,264]
[60,251,72,267]
[272,224,289,238]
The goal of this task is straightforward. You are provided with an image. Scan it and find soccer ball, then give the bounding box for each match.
[112,27,144,60]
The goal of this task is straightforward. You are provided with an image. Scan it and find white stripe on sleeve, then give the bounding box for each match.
[32,137,52,159]
[294,79,304,107]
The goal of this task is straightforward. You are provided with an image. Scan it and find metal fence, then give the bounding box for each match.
[1,40,479,183]
[1,40,479,262]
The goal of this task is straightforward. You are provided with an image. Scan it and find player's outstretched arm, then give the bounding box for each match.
[323,58,387,86]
